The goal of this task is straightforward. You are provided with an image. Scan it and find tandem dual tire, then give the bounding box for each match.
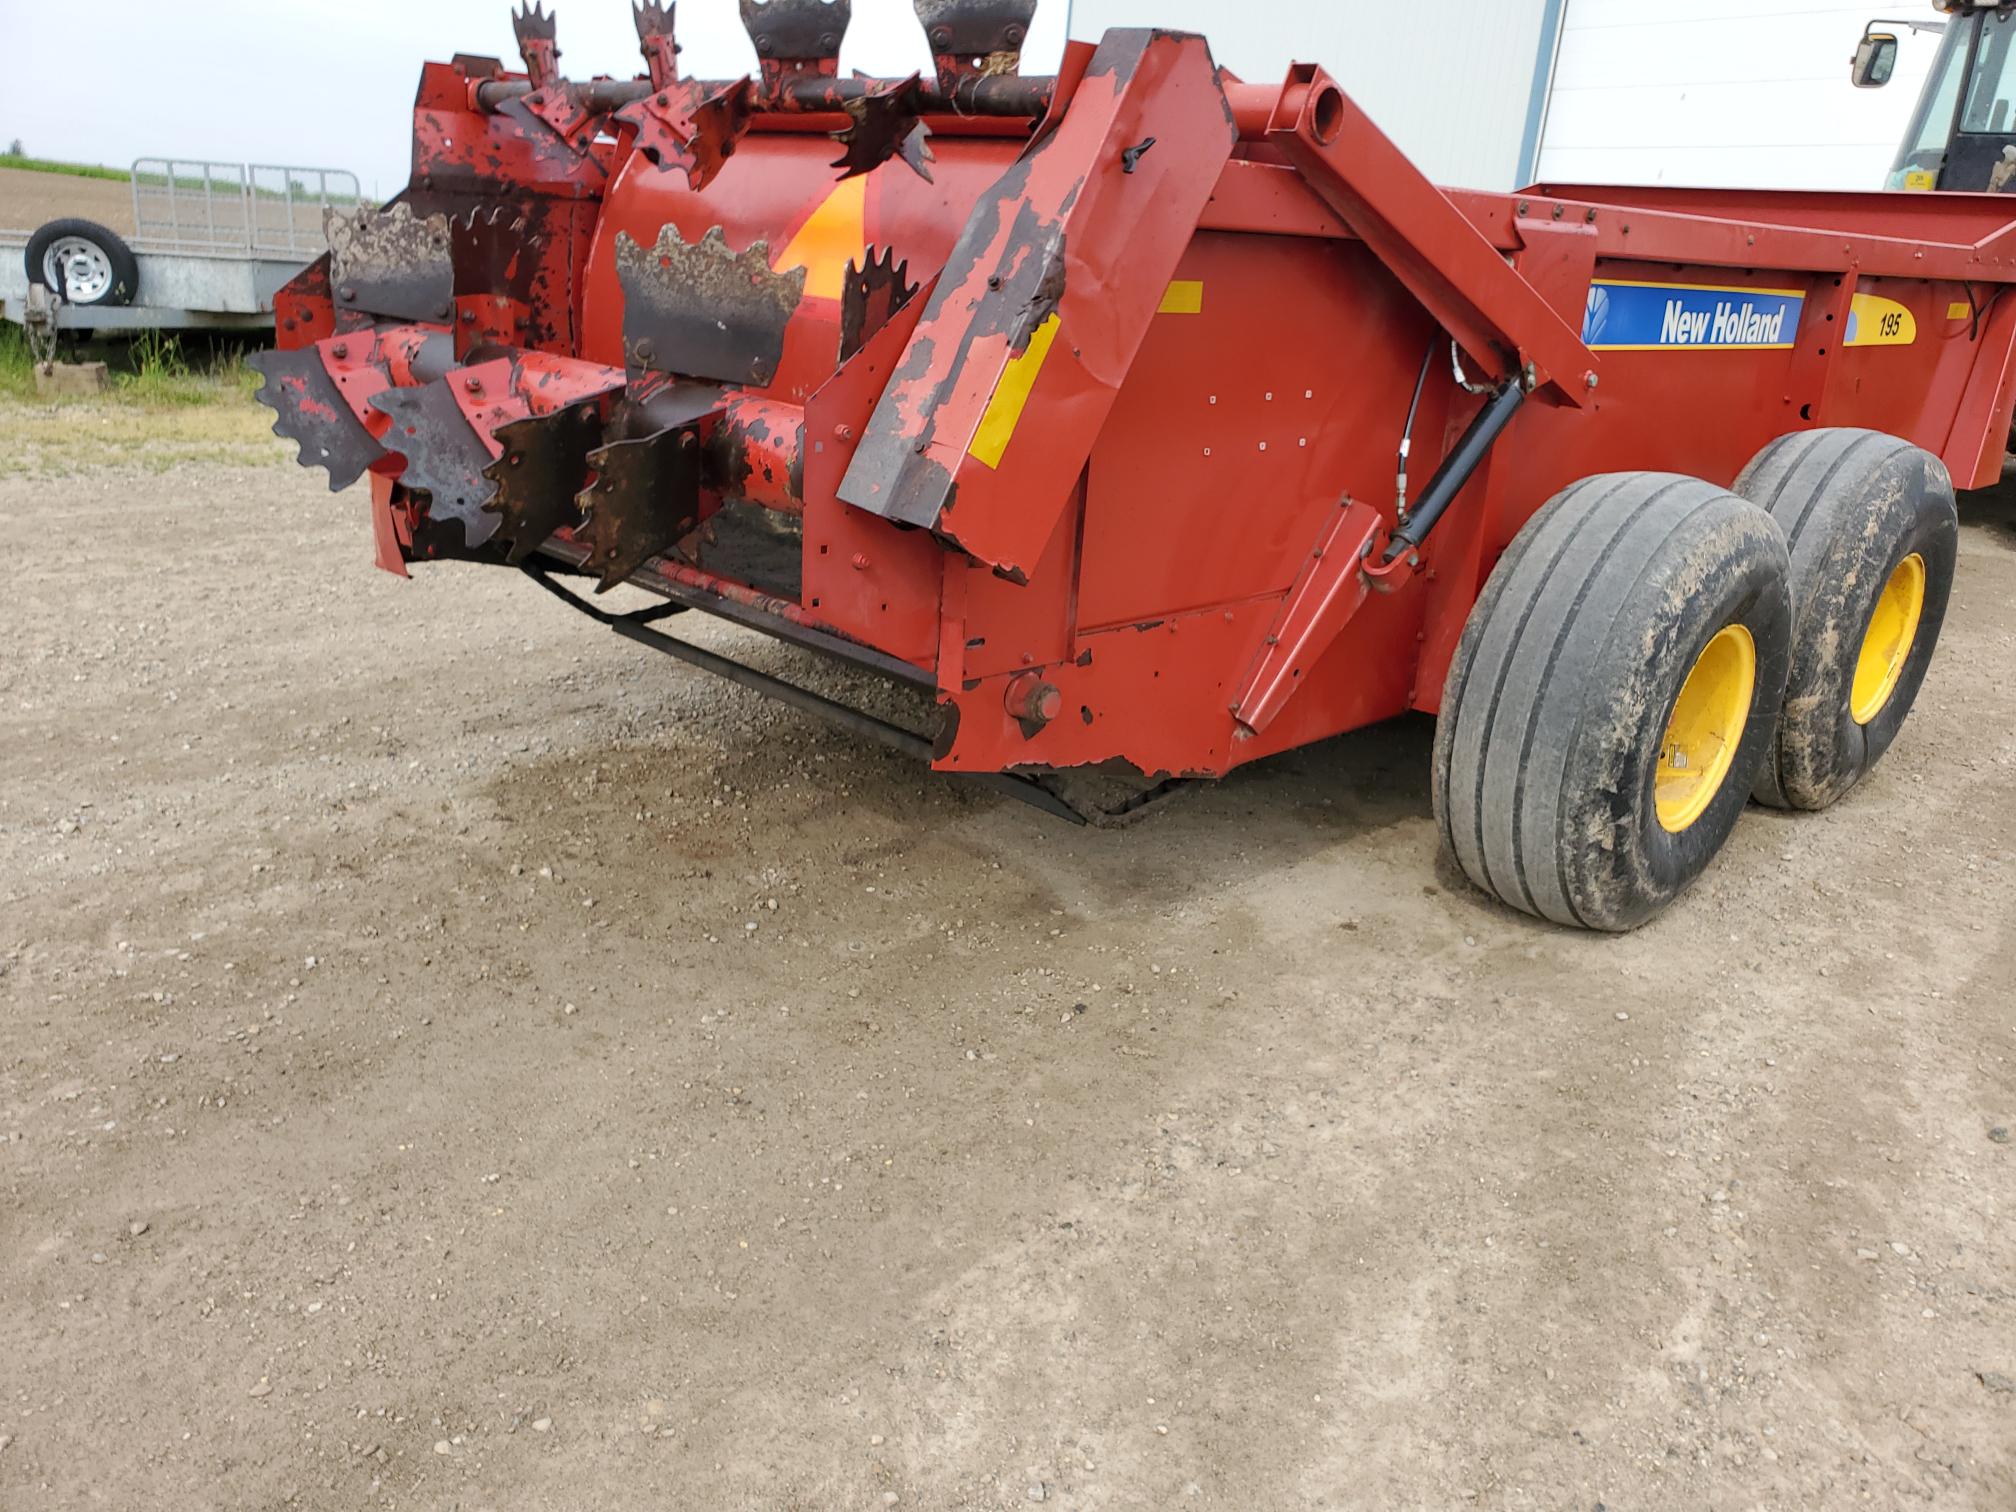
[1435,432,1956,932]
[1434,474,1792,932]
[1733,429,1958,810]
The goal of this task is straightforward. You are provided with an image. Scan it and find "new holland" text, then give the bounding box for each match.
[1658,298,1790,346]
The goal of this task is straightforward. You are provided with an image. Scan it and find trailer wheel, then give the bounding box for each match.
[24,218,139,308]
[1433,474,1792,931]
[1732,429,1957,810]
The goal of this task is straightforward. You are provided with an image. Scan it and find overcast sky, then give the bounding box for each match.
[0,0,1075,197]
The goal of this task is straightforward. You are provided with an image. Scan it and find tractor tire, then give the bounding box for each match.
[1732,428,1957,810]
[1433,474,1792,932]
[24,218,139,307]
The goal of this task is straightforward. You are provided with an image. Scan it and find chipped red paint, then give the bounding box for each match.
[837,30,1239,581]
[616,78,756,192]
[707,396,806,513]
[915,0,1040,94]
[801,271,944,670]
[512,2,561,90]
[739,0,849,96]
[633,0,680,91]
[273,253,335,348]
[653,556,826,630]
[256,17,2016,788]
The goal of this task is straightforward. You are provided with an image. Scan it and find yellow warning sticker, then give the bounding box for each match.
[969,315,1061,470]
[1843,292,1917,347]
[1947,300,1973,321]
[1158,280,1204,315]
[1903,169,1937,192]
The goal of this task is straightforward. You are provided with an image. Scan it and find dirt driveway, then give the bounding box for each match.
[2,413,2013,1510]
[0,167,135,236]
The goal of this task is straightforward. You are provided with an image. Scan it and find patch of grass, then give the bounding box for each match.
[0,397,286,478]
[122,329,208,405]
[0,153,130,182]
[0,322,35,400]
[2,152,357,202]
[0,329,285,476]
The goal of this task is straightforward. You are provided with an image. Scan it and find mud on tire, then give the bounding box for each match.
[1433,474,1793,932]
[1732,428,1958,810]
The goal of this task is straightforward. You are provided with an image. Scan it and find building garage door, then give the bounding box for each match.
[1071,0,1556,189]
[1534,0,1942,189]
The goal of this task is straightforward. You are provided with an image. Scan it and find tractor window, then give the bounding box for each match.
[1893,21,1970,185]
[1962,14,2016,132]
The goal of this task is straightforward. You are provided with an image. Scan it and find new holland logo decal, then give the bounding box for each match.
[1582,280,1804,352]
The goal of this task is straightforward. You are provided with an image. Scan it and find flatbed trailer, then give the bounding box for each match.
[2,159,359,335]
[252,1,2016,930]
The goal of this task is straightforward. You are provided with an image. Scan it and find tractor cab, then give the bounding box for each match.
[1858,1,2016,190]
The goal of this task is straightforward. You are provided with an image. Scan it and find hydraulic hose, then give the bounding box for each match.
[1383,377,1527,562]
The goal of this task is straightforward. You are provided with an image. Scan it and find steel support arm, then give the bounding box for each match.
[1265,66,1598,407]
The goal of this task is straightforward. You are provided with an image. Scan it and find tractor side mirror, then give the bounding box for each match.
[1853,30,1900,87]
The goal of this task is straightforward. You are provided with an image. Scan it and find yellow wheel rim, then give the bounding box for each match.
[1656,624,1757,834]
[1850,553,1926,725]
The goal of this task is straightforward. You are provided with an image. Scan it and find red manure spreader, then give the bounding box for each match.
[253,0,2016,930]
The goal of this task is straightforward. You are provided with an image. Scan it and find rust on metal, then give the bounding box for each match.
[481,70,1052,120]
[274,251,336,347]
[494,9,606,163]
[830,76,935,182]
[705,396,806,512]
[578,422,705,590]
[838,246,921,365]
[461,349,633,558]
[913,0,1039,91]
[326,203,454,324]
[620,77,755,190]
[445,204,540,302]
[739,0,851,87]
[615,224,806,387]
[513,1,561,89]
[482,401,605,564]
[633,0,680,89]
[497,84,601,160]
[683,79,758,185]
[448,205,544,353]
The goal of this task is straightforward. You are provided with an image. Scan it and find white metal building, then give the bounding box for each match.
[1070,1,1557,189]
[1071,0,1945,192]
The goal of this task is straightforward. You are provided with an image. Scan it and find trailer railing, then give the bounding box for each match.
[129,160,364,258]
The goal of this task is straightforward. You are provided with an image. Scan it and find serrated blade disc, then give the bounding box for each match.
[249,346,384,492]
[616,224,806,387]
[370,381,500,550]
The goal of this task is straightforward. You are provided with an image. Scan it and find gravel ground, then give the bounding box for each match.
[1,424,2013,1510]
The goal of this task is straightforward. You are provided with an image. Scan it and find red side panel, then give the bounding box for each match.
[838,29,1239,582]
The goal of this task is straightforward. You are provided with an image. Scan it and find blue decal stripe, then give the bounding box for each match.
[1582,279,1806,352]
